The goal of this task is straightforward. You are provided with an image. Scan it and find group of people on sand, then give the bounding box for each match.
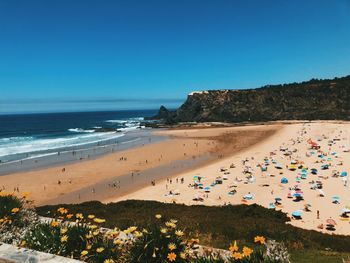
[159,123,349,234]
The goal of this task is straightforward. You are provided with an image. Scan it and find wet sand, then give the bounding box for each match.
[0,125,279,205]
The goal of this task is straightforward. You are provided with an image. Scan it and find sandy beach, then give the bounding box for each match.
[0,124,279,205]
[2,121,349,235]
[113,121,350,235]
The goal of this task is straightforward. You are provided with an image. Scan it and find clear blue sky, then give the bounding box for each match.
[0,0,350,114]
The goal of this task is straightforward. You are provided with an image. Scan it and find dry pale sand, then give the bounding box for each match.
[0,125,278,205]
[114,121,350,236]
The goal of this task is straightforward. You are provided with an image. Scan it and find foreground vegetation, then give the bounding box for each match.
[2,193,350,262]
[1,193,291,262]
[38,200,350,262]
[38,200,350,252]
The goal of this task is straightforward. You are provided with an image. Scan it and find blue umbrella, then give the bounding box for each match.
[268,203,276,209]
[281,177,288,184]
[244,194,253,200]
[341,171,348,177]
[292,210,302,217]
[204,187,211,192]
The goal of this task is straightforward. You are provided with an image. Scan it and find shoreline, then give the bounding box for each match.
[0,129,167,176]
[0,124,281,205]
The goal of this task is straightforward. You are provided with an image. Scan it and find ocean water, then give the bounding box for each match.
[0,110,158,167]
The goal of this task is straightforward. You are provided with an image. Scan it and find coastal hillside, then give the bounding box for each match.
[155,76,350,123]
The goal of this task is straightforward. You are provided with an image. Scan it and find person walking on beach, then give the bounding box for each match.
[317,210,320,219]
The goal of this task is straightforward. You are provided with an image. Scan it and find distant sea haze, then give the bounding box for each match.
[0,98,184,115]
[0,110,158,165]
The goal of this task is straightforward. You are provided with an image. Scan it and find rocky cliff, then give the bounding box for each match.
[153,76,350,123]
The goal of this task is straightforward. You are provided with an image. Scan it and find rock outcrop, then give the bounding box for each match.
[154,76,350,123]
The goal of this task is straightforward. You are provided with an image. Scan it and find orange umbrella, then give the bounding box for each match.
[326,218,337,225]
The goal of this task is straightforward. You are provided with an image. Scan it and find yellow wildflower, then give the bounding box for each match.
[254,236,266,244]
[155,214,162,219]
[232,252,243,260]
[229,241,238,252]
[11,207,20,213]
[96,247,105,253]
[134,231,143,238]
[60,228,68,234]
[66,214,73,219]
[243,246,253,257]
[160,228,167,234]
[175,230,184,237]
[167,252,177,262]
[61,235,68,243]
[180,252,187,259]
[165,221,176,228]
[57,207,68,214]
[124,226,137,234]
[76,213,84,219]
[51,221,60,227]
[88,214,95,219]
[93,218,106,224]
[114,239,124,245]
[104,260,114,263]
[81,250,88,256]
[168,243,177,251]
[20,240,26,247]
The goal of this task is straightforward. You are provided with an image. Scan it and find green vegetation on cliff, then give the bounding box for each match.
[152,75,350,123]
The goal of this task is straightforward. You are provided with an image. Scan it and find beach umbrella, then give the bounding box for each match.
[341,171,348,177]
[318,189,325,196]
[204,187,210,192]
[275,164,283,169]
[292,210,303,218]
[293,193,303,197]
[281,177,288,184]
[311,168,318,175]
[341,208,350,214]
[321,164,329,170]
[243,194,253,200]
[326,218,337,225]
[268,203,276,209]
[228,190,237,196]
[332,196,340,201]
[288,164,297,171]
[275,197,282,201]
